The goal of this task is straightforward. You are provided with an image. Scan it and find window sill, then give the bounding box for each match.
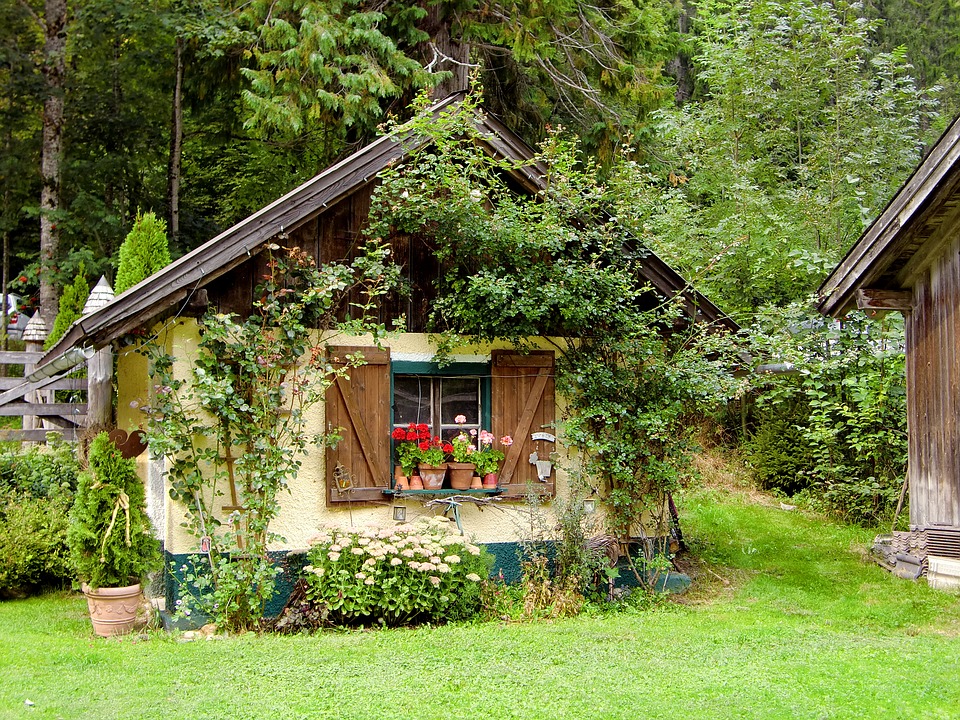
[382,488,503,497]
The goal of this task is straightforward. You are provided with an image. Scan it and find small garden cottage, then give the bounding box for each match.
[41,95,734,611]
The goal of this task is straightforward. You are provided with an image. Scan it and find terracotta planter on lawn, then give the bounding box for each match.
[82,583,143,637]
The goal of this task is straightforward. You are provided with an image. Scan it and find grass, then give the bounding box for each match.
[3,469,960,719]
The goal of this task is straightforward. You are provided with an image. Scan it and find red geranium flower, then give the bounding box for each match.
[418,441,431,451]
[442,442,454,454]
[405,430,418,441]
[391,427,407,441]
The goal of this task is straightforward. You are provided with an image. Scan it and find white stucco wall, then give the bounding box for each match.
[117,321,589,556]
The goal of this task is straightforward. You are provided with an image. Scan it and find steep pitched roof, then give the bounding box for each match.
[40,95,735,374]
[818,115,960,317]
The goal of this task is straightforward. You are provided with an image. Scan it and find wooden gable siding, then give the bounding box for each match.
[905,233,960,528]
[203,184,441,332]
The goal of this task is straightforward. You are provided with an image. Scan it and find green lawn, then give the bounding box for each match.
[3,482,959,720]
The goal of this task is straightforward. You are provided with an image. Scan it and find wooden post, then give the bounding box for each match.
[83,276,114,428]
[21,312,48,433]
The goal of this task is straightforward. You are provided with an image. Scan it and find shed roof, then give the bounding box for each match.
[39,94,735,375]
[818,115,960,317]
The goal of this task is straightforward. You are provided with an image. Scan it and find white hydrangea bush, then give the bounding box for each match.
[302,516,490,625]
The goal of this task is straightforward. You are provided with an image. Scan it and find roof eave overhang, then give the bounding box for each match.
[818,114,960,318]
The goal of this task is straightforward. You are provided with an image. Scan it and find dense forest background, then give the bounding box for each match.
[0,0,951,521]
[3,0,958,322]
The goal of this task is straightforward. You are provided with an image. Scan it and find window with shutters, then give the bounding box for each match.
[326,346,555,503]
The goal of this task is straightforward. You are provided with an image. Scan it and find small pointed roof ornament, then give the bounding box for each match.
[22,311,48,343]
[82,275,115,316]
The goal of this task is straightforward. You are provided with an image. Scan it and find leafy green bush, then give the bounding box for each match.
[67,433,160,589]
[0,489,73,598]
[0,442,80,598]
[746,305,907,525]
[0,440,81,498]
[298,517,491,627]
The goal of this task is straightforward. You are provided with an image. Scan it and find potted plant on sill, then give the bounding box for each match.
[448,415,478,490]
[417,435,451,490]
[391,423,429,490]
[473,431,513,488]
[67,432,160,636]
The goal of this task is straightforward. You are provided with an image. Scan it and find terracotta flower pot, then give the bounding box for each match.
[82,582,143,637]
[482,472,499,488]
[470,474,483,490]
[418,464,447,490]
[394,465,409,491]
[409,475,424,490]
[447,462,476,490]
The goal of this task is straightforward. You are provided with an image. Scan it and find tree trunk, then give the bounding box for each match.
[422,5,470,100]
[167,35,184,246]
[666,0,695,104]
[2,129,10,355]
[39,0,67,327]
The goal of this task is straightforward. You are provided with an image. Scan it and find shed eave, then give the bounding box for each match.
[818,113,960,318]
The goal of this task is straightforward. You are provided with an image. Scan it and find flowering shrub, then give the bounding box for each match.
[449,415,476,463]
[300,517,491,626]
[418,437,452,466]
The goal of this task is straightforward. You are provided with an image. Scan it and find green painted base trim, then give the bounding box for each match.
[161,539,690,628]
[163,549,308,625]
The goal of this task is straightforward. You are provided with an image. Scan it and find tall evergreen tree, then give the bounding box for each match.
[114,211,171,294]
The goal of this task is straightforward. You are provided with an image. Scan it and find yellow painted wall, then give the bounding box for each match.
[120,322,599,555]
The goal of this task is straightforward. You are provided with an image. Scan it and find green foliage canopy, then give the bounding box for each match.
[45,266,89,349]
[612,0,939,318]
[368,94,739,545]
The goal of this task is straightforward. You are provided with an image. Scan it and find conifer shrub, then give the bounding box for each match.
[744,404,815,496]
[67,433,160,589]
[45,267,90,349]
[114,211,172,294]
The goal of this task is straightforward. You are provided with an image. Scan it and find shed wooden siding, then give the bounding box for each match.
[203,184,442,332]
[905,233,960,528]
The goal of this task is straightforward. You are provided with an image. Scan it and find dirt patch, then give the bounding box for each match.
[669,551,754,606]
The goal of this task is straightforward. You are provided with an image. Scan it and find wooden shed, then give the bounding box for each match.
[818,117,960,588]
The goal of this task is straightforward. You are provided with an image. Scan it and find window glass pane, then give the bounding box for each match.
[394,376,432,427]
[439,377,480,433]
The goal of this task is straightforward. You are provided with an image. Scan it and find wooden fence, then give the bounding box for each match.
[0,350,87,442]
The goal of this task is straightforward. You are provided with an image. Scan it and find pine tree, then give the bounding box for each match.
[114,211,172,294]
[45,266,89,349]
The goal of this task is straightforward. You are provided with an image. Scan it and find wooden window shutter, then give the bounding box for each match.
[491,350,556,498]
[325,346,391,504]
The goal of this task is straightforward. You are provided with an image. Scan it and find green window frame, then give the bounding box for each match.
[391,361,491,442]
